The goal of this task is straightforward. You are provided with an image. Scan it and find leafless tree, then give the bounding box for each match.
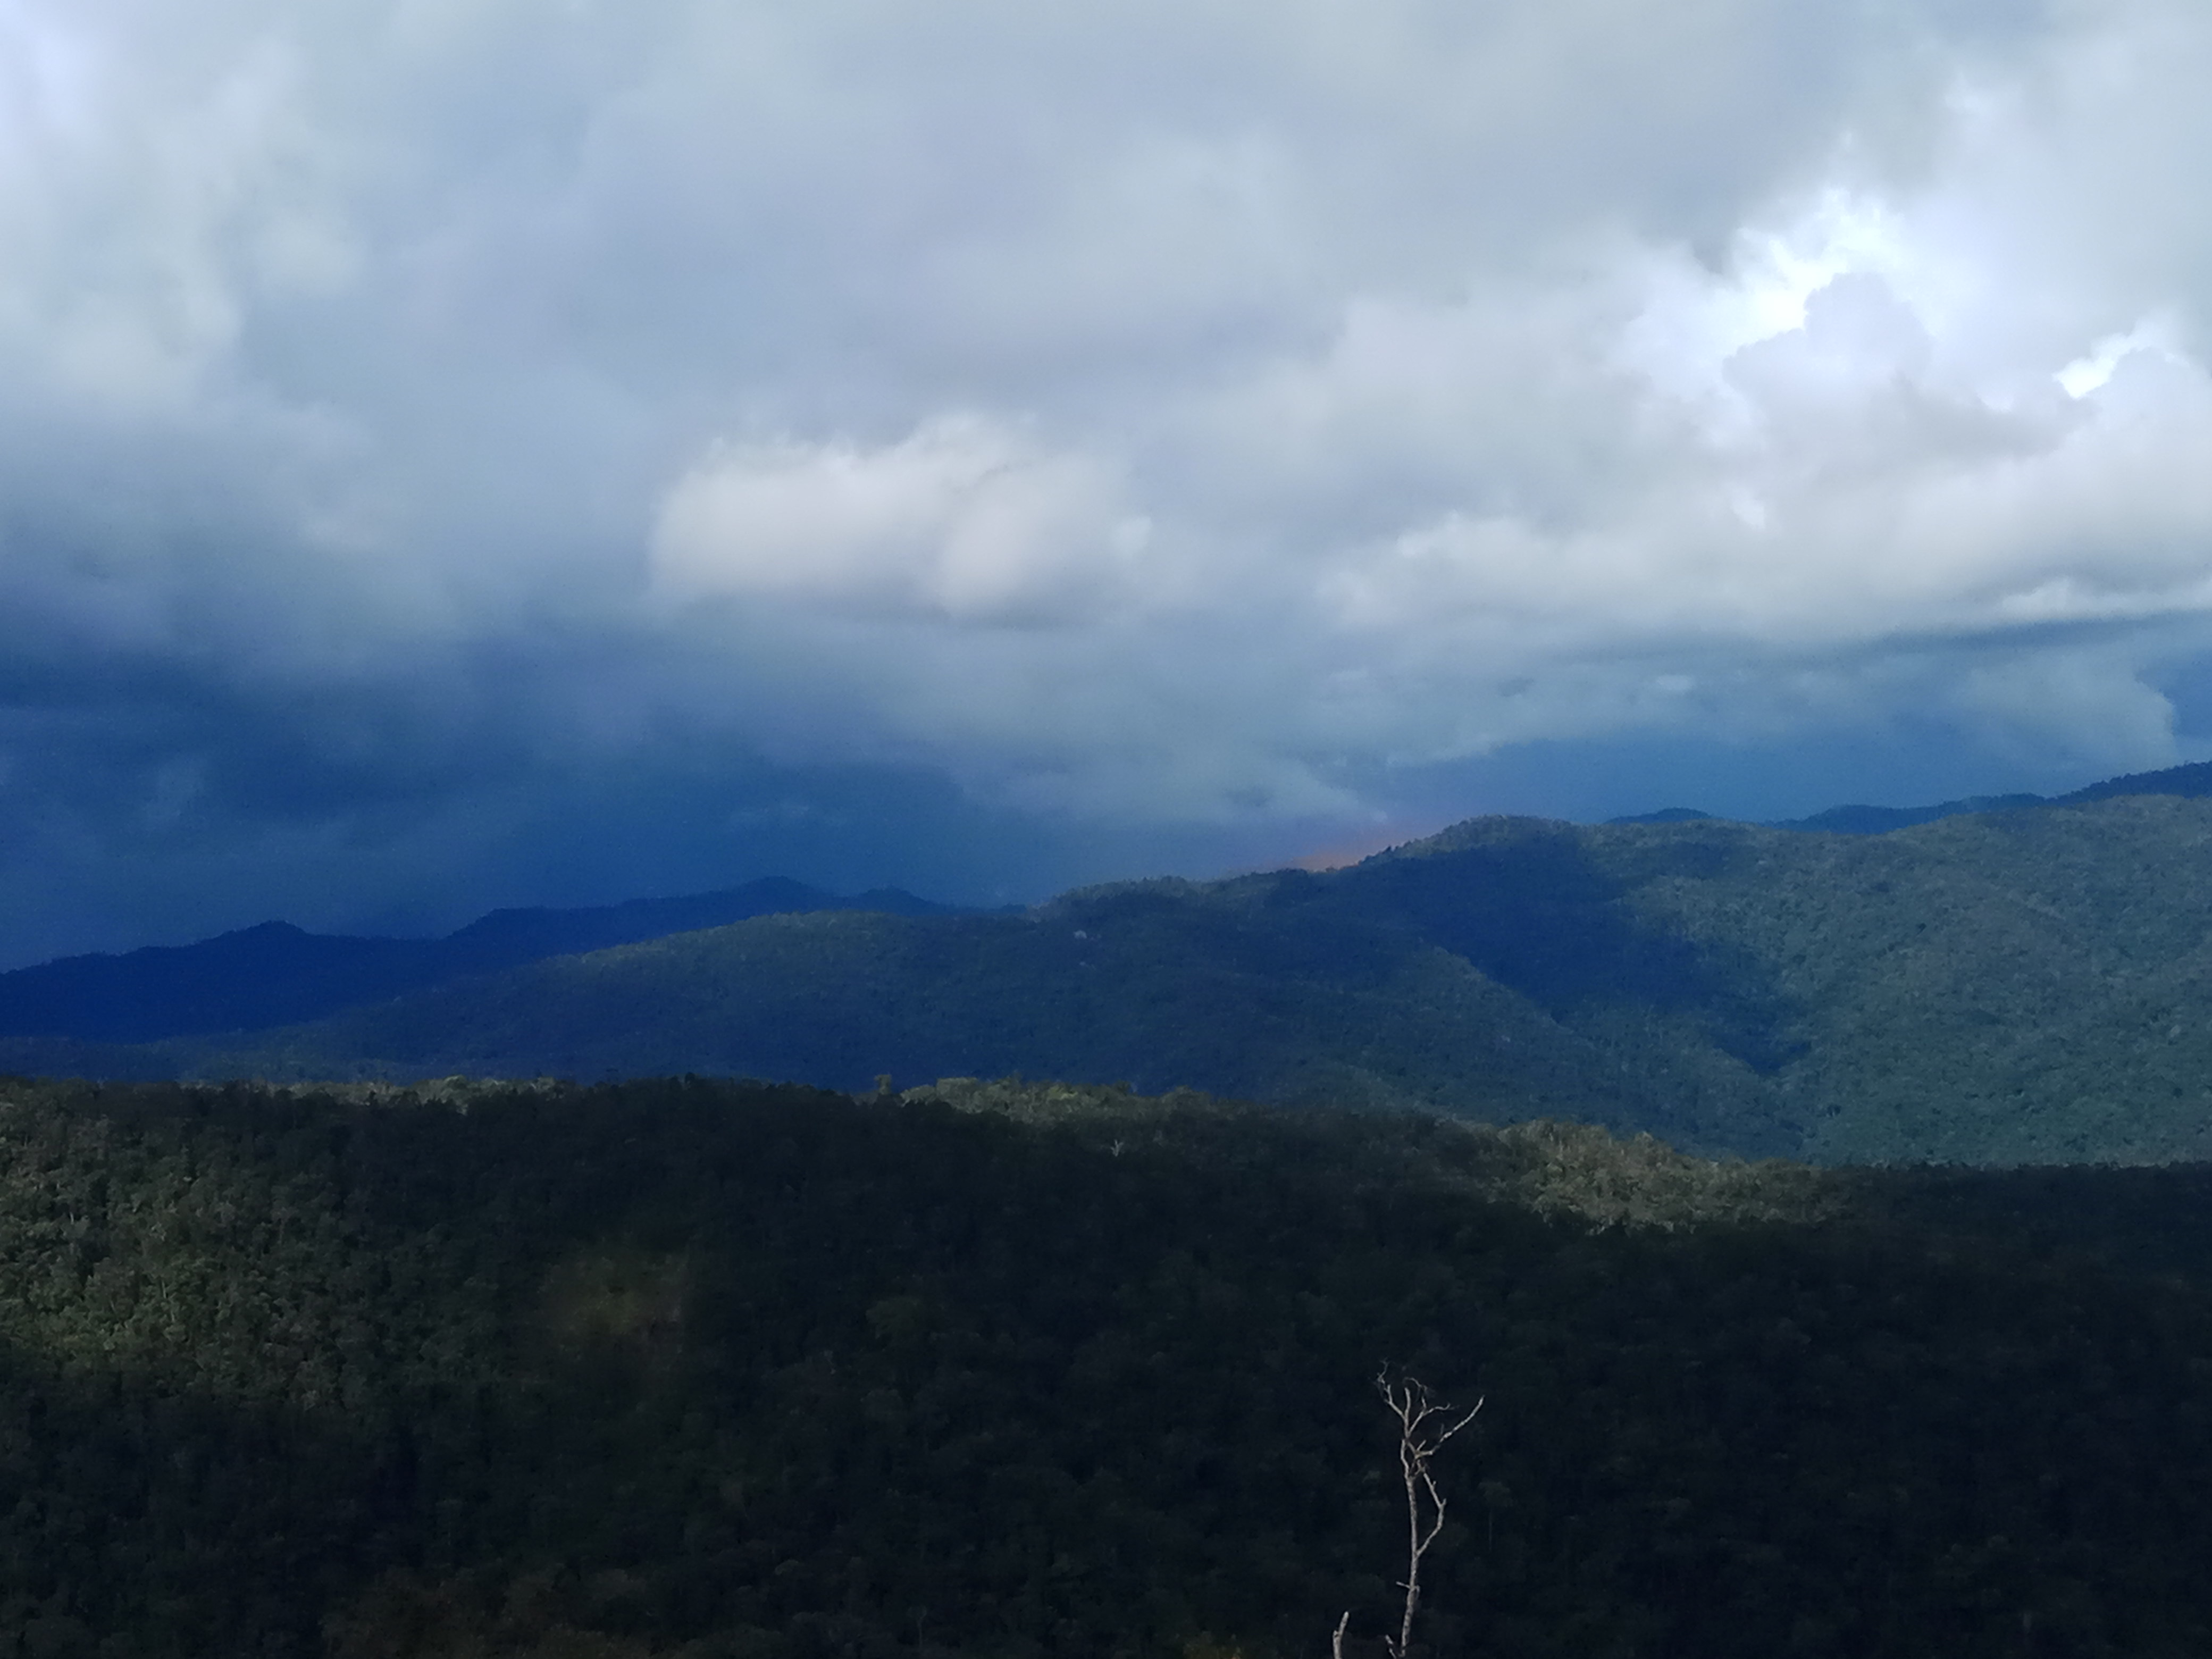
[1334,1369,1483,1659]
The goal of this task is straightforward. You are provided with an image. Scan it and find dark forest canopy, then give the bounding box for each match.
[5,1072,2212,1656]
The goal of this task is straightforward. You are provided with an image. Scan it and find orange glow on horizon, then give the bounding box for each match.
[1289,821,1427,872]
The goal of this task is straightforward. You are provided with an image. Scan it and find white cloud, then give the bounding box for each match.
[1951,644,2181,769]
[652,417,1152,624]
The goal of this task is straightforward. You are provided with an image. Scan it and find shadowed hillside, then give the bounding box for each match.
[5,1073,2212,1656]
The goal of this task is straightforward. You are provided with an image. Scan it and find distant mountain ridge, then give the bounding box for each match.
[0,879,957,1043]
[103,788,2212,1166]
[20,758,2212,1168]
[1613,757,2212,833]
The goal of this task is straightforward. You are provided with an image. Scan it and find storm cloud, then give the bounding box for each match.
[3,0,2211,961]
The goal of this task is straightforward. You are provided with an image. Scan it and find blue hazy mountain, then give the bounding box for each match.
[0,879,957,1043]
[1610,758,2212,834]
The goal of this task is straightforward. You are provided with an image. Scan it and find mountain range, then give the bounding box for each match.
[0,877,958,1044]
[15,762,2212,1166]
[1614,756,2212,832]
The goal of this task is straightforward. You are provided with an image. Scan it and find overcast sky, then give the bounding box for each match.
[3,0,2211,962]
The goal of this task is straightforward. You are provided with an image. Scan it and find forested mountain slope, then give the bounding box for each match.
[1556,797,2212,1164]
[121,793,2212,1164]
[6,1073,2212,1657]
[1354,795,2212,1163]
[20,792,2212,1165]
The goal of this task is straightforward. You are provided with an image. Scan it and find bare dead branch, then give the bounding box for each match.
[1376,1369,1482,1659]
[1329,1369,1482,1657]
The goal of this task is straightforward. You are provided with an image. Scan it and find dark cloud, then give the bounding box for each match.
[1,0,2209,963]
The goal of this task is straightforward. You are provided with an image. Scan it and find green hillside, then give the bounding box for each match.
[1366,796,2212,1163]
[191,893,1674,1140]
[31,792,2212,1164]
[1564,797,2212,1164]
[8,1072,2212,1656]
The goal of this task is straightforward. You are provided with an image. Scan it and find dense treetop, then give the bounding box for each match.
[4,1073,2212,1655]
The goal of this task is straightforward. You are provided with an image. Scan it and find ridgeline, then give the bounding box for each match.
[16,792,2211,1166]
[14,768,2212,1165]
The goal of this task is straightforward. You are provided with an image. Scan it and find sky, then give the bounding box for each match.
[4,0,2212,965]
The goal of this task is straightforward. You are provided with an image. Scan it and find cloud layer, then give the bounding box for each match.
[3,0,2211,958]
